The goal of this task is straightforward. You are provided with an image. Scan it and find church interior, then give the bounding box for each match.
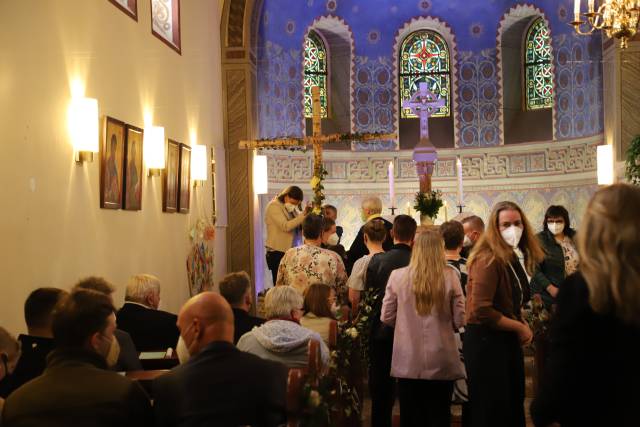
[1,0,639,426]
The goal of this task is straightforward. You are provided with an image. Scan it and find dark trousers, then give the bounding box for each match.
[397,379,453,427]
[369,324,395,427]
[463,324,525,427]
[265,250,285,286]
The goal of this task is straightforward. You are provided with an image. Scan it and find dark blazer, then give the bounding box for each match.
[2,348,153,427]
[346,217,393,274]
[336,225,344,244]
[531,272,640,426]
[113,329,142,372]
[530,229,577,309]
[0,335,54,398]
[153,341,287,427]
[117,303,180,352]
[232,308,265,344]
[365,243,412,333]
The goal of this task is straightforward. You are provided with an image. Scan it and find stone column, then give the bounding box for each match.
[603,37,640,178]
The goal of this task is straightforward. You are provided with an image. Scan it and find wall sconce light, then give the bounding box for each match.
[597,144,614,186]
[253,153,268,195]
[68,97,99,163]
[191,144,208,187]
[144,125,165,176]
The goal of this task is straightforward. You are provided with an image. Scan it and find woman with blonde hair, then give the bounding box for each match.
[381,229,465,427]
[464,201,544,427]
[531,184,640,427]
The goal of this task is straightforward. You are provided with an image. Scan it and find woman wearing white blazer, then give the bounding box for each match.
[265,186,310,285]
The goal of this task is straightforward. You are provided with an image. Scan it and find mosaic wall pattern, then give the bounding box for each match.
[256,0,604,148]
[553,32,604,139]
[457,49,501,147]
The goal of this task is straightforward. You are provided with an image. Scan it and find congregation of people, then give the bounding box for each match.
[1,183,639,427]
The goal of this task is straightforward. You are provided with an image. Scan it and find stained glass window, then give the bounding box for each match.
[303,31,328,118]
[524,18,553,110]
[399,30,450,118]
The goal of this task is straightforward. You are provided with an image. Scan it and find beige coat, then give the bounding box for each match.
[265,199,306,253]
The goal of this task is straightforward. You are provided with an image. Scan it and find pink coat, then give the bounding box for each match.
[381,265,466,380]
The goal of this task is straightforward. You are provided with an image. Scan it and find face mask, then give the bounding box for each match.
[501,225,523,248]
[548,223,564,235]
[102,335,120,368]
[463,235,473,248]
[326,233,339,246]
[176,335,191,364]
[284,203,297,213]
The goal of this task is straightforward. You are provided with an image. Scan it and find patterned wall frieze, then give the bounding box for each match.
[264,135,600,184]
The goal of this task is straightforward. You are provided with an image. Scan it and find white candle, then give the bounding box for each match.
[456,157,464,207]
[574,0,580,19]
[388,161,395,208]
[406,202,411,215]
[587,0,594,13]
[443,200,449,222]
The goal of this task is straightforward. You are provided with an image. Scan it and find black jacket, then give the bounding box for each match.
[117,303,180,352]
[346,217,393,274]
[113,329,142,371]
[153,341,287,427]
[2,348,153,427]
[232,308,265,344]
[0,335,54,398]
[530,229,577,309]
[531,272,640,426]
[364,243,412,334]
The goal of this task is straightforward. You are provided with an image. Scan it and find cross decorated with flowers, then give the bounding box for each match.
[239,86,396,212]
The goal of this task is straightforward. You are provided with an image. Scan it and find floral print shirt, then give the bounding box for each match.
[559,236,580,276]
[276,244,348,296]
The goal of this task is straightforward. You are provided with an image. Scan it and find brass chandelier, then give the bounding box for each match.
[571,0,640,49]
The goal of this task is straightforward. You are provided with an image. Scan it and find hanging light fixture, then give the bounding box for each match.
[571,0,640,49]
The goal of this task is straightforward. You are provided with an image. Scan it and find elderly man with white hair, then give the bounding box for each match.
[237,286,329,369]
[346,196,393,274]
[116,274,180,352]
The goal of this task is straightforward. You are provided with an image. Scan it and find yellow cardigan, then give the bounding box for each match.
[264,199,306,253]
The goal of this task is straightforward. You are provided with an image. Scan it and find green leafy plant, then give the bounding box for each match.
[309,165,329,213]
[413,190,443,219]
[625,135,640,185]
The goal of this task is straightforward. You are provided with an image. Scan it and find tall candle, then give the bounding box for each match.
[388,161,395,208]
[406,202,411,215]
[587,0,594,13]
[456,157,464,207]
[574,0,581,20]
[443,200,449,222]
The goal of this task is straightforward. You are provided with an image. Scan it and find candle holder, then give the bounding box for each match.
[457,204,465,214]
[389,206,397,215]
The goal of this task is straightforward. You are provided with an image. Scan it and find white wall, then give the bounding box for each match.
[0,0,227,334]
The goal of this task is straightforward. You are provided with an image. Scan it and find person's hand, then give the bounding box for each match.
[303,202,313,215]
[546,284,559,298]
[517,322,533,346]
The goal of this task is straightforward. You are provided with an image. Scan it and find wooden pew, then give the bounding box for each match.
[286,339,322,427]
[138,351,179,370]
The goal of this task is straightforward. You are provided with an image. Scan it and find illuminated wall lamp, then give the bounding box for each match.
[253,153,268,195]
[68,97,99,163]
[144,125,165,176]
[597,144,614,186]
[191,144,208,187]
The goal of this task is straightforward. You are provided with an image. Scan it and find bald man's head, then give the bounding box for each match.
[177,292,235,356]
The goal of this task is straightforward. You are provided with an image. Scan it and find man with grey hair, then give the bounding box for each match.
[237,286,329,369]
[116,274,179,352]
[346,196,393,274]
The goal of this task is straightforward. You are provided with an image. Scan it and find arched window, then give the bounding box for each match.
[399,30,450,118]
[303,30,328,118]
[524,18,553,110]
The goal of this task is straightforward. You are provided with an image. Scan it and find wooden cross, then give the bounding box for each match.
[240,86,396,209]
[401,82,445,193]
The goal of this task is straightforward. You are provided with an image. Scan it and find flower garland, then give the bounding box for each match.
[186,218,216,296]
[309,165,328,214]
[299,320,361,426]
[525,294,551,350]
